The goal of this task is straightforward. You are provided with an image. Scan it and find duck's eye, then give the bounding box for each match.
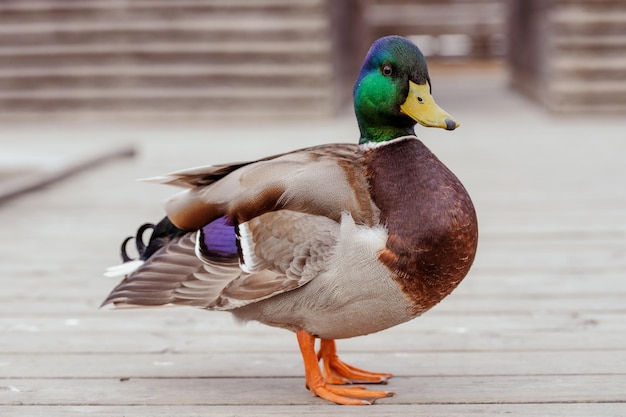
[381,64,393,76]
[417,97,423,102]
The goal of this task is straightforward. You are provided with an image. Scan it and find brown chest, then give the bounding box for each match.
[363,138,478,314]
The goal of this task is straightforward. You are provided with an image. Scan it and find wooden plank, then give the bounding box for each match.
[2,326,625,354]
[3,350,625,378]
[459,270,626,296]
[2,311,625,334]
[3,403,626,417]
[0,146,135,204]
[2,375,625,405]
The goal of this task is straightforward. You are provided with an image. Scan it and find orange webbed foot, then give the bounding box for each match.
[297,330,394,405]
[317,339,394,385]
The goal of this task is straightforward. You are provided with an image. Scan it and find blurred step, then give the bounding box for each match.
[0,87,334,117]
[553,5,626,36]
[555,34,626,55]
[0,64,331,90]
[553,56,626,82]
[0,19,328,47]
[0,41,330,67]
[0,0,325,23]
[550,81,626,107]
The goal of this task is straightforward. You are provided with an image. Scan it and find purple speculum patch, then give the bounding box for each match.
[199,216,238,258]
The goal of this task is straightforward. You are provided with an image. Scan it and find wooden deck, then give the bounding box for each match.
[1,67,626,416]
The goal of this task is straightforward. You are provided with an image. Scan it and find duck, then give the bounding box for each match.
[103,35,478,405]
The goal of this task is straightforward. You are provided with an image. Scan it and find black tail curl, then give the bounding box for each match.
[120,216,187,262]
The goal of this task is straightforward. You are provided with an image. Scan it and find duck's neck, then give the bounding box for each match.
[356,109,416,144]
[358,125,416,144]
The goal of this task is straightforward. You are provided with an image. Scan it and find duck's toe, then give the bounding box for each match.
[318,339,393,385]
[310,383,394,405]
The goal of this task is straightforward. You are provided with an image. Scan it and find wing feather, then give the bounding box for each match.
[154,144,378,230]
[104,143,378,311]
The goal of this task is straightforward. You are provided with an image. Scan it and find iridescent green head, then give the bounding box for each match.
[353,36,459,144]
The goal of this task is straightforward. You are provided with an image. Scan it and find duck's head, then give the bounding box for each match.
[354,36,459,144]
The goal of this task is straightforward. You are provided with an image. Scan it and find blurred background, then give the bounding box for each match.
[3,0,626,211]
[0,0,623,123]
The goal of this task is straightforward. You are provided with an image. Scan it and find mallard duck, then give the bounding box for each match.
[103,35,478,405]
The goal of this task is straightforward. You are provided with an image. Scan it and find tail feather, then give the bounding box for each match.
[104,260,145,278]
[103,216,188,294]
[118,217,187,263]
[101,232,208,308]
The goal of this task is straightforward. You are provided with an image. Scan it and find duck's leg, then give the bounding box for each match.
[296,329,394,405]
[317,339,393,385]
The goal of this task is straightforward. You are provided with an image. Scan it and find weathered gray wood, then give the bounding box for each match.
[3,350,625,378]
[2,375,625,405]
[3,327,625,354]
[0,145,135,204]
[3,311,625,333]
[2,403,625,417]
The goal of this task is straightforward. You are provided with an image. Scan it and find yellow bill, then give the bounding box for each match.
[400,80,459,131]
